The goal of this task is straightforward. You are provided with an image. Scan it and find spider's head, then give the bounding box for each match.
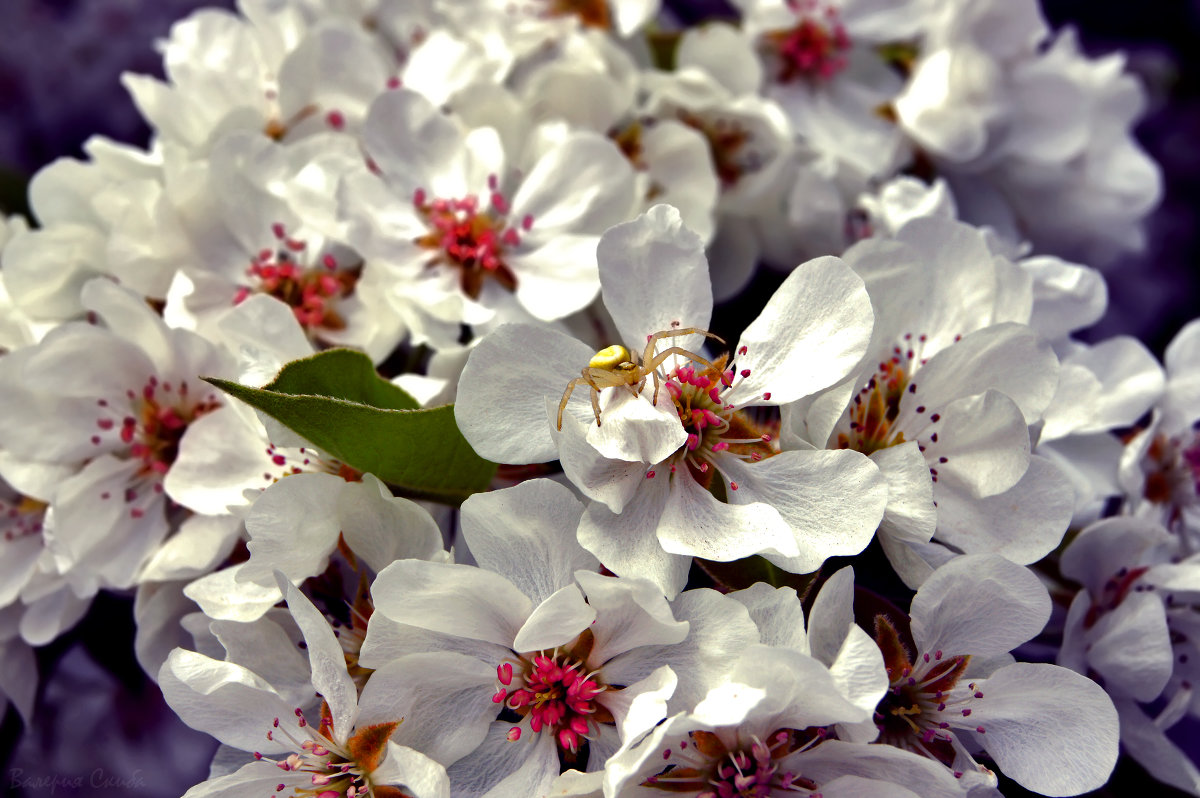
[589,345,637,372]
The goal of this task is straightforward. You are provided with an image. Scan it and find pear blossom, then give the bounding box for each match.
[0,279,243,595]
[783,215,1073,585]
[122,5,400,154]
[184,470,446,623]
[164,576,451,798]
[869,554,1118,794]
[597,647,972,798]
[894,0,1161,264]
[456,205,885,595]
[730,567,890,743]
[1120,320,1200,549]
[1,137,170,323]
[339,87,636,349]
[360,478,760,796]
[161,131,402,361]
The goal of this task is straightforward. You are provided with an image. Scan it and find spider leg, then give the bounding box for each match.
[580,368,608,428]
[641,327,725,368]
[645,345,721,405]
[558,377,586,431]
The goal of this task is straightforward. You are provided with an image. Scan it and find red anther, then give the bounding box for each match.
[730,481,739,490]
[646,470,656,478]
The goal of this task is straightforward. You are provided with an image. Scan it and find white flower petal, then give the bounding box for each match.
[578,476,692,598]
[138,513,240,583]
[870,442,937,545]
[509,132,634,235]
[362,89,466,195]
[371,560,531,648]
[728,583,809,653]
[337,475,445,574]
[575,570,688,666]
[1114,698,1200,795]
[724,256,874,407]
[597,204,713,353]
[657,470,799,562]
[965,663,1118,796]
[278,576,359,742]
[183,564,282,622]
[910,555,1050,656]
[445,719,561,798]
[159,649,301,754]
[723,449,885,572]
[239,473,345,585]
[556,407,647,514]
[513,583,595,653]
[904,323,1059,424]
[455,324,596,464]
[357,652,497,766]
[582,386,688,465]
[165,406,270,515]
[461,480,595,606]
[926,389,1031,499]
[374,743,451,798]
[933,455,1074,564]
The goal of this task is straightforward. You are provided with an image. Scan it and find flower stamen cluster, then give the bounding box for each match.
[642,728,820,796]
[234,223,359,331]
[494,638,610,754]
[413,176,533,299]
[763,0,852,83]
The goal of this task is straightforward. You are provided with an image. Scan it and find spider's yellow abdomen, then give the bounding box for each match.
[589,345,630,370]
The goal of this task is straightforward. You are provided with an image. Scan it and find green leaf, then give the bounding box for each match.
[204,349,495,505]
[266,348,421,411]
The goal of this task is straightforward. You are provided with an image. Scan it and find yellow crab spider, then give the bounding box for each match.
[556,327,725,430]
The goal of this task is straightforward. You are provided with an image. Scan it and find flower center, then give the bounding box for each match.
[235,223,360,332]
[2,494,46,543]
[659,351,776,491]
[413,177,531,300]
[873,616,984,770]
[837,358,910,455]
[257,708,405,798]
[1141,429,1200,524]
[834,335,949,487]
[95,378,221,476]
[763,0,851,82]
[675,111,758,190]
[90,378,221,519]
[493,630,612,755]
[642,728,820,795]
[1083,565,1152,630]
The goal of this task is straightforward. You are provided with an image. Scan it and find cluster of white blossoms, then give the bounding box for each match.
[0,0,1194,795]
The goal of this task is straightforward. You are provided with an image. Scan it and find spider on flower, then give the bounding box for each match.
[557,325,724,430]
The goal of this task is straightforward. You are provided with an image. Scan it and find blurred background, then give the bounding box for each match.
[0,0,1196,795]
